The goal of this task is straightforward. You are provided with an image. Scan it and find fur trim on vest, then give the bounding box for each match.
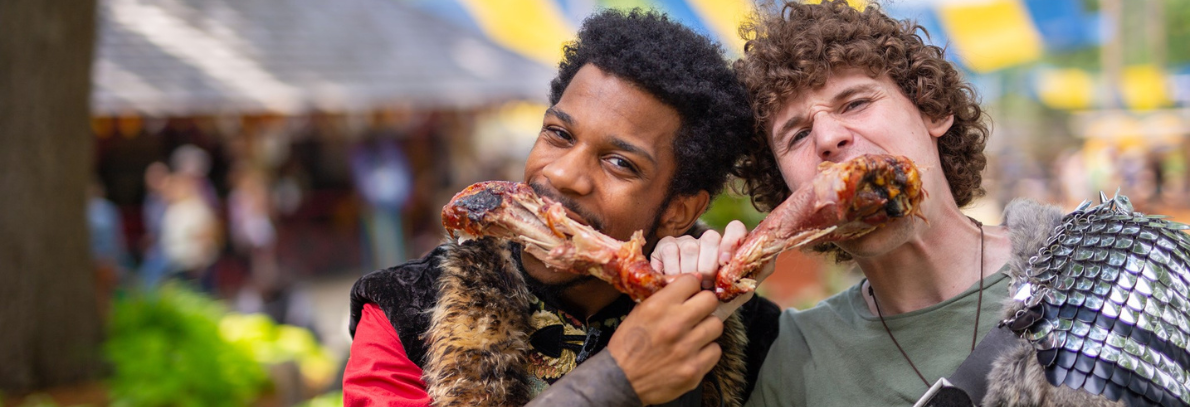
[982,199,1124,407]
[421,237,750,407]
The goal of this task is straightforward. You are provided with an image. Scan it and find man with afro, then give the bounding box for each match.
[342,8,779,407]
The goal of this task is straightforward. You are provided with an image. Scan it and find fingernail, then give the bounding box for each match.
[720,253,730,265]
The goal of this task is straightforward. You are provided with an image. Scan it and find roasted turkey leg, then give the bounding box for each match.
[713,154,924,299]
[441,154,923,302]
[441,181,664,301]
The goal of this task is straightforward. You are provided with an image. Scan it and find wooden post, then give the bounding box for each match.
[0,0,103,392]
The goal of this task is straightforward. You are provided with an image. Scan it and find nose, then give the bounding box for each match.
[541,147,594,197]
[812,113,852,161]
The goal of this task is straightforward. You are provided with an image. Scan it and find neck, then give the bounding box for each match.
[520,252,623,319]
[857,205,1008,315]
[560,280,624,319]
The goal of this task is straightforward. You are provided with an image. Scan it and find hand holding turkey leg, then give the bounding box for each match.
[608,275,723,405]
[651,221,772,319]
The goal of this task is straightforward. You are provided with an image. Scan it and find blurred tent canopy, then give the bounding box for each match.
[405,0,1097,72]
[407,0,754,65]
[406,0,1188,114]
[92,0,554,116]
[93,0,1183,116]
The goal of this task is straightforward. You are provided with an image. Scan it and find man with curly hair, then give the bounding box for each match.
[736,1,1014,404]
[655,1,1015,405]
[342,8,780,407]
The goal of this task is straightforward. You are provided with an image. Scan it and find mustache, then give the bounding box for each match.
[527,182,607,232]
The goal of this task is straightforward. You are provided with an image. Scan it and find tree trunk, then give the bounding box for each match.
[0,0,102,392]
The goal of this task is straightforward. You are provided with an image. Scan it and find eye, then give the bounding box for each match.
[785,128,811,151]
[543,126,573,144]
[605,156,639,175]
[792,129,811,142]
[843,98,869,112]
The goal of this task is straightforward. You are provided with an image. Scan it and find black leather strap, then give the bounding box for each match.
[946,326,1023,405]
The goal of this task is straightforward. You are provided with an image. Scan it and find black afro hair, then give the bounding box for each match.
[549,8,753,199]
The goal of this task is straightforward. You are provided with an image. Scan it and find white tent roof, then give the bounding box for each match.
[92,0,554,116]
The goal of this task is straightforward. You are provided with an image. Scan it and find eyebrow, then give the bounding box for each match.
[545,106,575,126]
[775,83,880,140]
[545,106,657,166]
[610,137,656,166]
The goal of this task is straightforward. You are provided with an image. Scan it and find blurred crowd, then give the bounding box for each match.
[88,143,318,330]
[988,141,1188,217]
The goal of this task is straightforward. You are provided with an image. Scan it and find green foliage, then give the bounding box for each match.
[220,314,338,388]
[700,187,767,232]
[104,284,267,407]
[1166,0,1190,66]
[295,391,343,407]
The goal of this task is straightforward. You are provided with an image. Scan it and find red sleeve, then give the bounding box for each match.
[343,303,433,407]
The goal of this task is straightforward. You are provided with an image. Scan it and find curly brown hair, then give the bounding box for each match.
[733,0,989,213]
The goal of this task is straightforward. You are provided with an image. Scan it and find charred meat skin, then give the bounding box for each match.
[442,181,664,301]
[713,154,924,300]
[441,154,923,302]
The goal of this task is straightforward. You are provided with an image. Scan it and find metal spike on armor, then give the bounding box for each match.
[1002,192,1190,407]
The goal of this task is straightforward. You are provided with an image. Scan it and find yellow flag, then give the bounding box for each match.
[457,0,575,66]
[937,0,1042,72]
[686,0,756,54]
[1037,68,1095,110]
[1120,65,1170,111]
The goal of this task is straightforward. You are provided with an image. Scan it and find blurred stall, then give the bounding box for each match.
[89,0,555,302]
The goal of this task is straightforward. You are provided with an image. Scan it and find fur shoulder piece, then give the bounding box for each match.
[1000,199,1066,287]
[423,237,535,406]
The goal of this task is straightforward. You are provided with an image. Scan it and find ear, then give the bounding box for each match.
[926,114,954,139]
[654,190,711,238]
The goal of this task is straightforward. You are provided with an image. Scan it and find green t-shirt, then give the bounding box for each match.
[746,269,1010,407]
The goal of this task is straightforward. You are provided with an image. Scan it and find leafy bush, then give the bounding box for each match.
[295,391,343,407]
[700,187,767,231]
[105,285,267,407]
[219,314,337,389]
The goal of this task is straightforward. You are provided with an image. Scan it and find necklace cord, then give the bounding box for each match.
[971,217,984,352]
[868,217,986,389]
[869,284,930,387]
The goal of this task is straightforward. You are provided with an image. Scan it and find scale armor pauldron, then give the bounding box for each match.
[1000,192,1190,407]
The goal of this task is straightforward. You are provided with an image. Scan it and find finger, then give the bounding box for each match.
[692,342,723,379]
[719,220,748,265]
[652,237,682,276]
[650,238,667,272]
[660,288,719,330]
[685,314,725,346]
[650,236,674,264]
[645,274,701,304]
[696,230,721,289]
[680,290,720,321]
[677,237,700,276]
